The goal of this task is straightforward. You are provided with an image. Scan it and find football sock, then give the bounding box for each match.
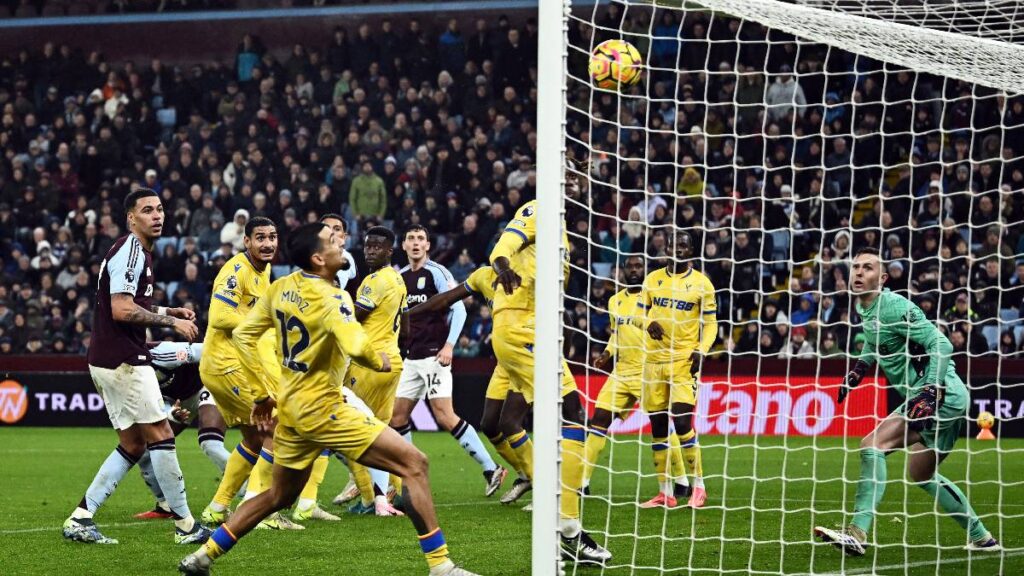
[851,448,887,533]
[244,448,274,500]
[351,462,375,507]
[583,425,609,487]
[680,430,703,488]
[79,444,138,516]
[212,444,257,509]
[148,438,194,529]
[394,422,413,443]
[297,452,330,510]
[203,524,238,560]
[560,425,586,520]
[669,433,689,487]
[198,428,230,472]
[508,430,533,480]
[137,451,164,502]
[652,436,670,494]
[488,432,523,475]
[917,473,989,541]
[418,527,450,569]
[452,419,497,472]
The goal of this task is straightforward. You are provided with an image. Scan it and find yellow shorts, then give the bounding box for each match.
[200,368,256,428]
[485,363,512,401]
[595,371,642,416]
[642,359,697,412]
[493,324,577,404]
[346,360,402,424]
[273,402,387,471]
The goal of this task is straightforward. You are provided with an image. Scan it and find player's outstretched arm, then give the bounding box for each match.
[231,295,276,402]
[409,283,471,316]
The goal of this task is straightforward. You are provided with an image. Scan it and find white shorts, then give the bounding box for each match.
[165,386,217,425]
[396,357,453,400]
[89,364,166,430]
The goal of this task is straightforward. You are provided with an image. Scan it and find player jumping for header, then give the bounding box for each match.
[814,247,1000,556]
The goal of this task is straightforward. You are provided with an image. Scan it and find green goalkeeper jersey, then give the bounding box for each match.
[855,289,966,400]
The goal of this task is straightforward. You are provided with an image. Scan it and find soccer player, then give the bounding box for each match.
[814,247,1001,555]
[345,225,408,516]
[135,341,231,519]
[489,199,612,565]
[63,187,210,545]
[584,255,691,502]
[198,216,303,529]
[639,230,717,509]
[178,222,479,576]
[320,213,358,290]
[406,264,535,505]
[392,224,506,496]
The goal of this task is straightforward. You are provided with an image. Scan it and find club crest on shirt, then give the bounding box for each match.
[417,276,426,290]
[226,276,238,290]
[523,205,535,217]
[362,285,372,296]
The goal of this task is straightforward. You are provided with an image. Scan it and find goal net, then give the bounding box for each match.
[535,0,1024,573]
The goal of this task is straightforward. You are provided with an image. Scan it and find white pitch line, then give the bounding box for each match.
[0,520,150,535]
[793,549,1024,576]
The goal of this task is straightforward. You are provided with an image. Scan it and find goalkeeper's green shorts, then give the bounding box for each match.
[898,374,969,454]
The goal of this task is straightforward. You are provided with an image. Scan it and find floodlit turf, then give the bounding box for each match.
[1,428,1022,575]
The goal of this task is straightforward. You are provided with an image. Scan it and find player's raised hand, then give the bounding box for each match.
[436,342,454,367]
[251,398,277,433]
[594,350,612,371]
[167,307,196,321]
[173,318,199,342]
[170,399,191,423]
[647,320,665,341]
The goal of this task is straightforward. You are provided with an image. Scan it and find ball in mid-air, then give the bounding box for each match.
[589,39,643,90]
[977,411,995,430]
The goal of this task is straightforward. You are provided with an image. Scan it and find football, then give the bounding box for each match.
[589,39,643,90]
[977,411,995,430]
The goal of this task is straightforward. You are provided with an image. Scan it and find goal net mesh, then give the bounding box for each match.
[557,0,1024,573]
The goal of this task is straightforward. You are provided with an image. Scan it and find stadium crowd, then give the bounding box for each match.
[1,4,1023,365]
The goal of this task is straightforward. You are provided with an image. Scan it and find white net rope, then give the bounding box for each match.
[559,0,1024,574]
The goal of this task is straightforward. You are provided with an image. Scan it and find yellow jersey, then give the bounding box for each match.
[606,288,645,375]
[355,266,407,365]
[200,251,271,374]
[464,265,497,307]
[232,271,383,427]
[640,266,718,363]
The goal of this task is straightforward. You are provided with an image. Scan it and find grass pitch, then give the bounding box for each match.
[0,428,1021,575]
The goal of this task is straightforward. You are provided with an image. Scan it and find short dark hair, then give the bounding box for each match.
[286,223,328,270]
[245,216,276,237]
[319,213,347,232]
[404,224,429,242]
[855,246,881,259]
[365,225,395,245]
[124,188,159,212]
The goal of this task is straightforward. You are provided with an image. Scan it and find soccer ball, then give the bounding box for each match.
[977,411,995,429]
[589,39,643,90]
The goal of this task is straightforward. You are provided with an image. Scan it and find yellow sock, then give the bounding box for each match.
[669,433,685,479]
[679,430,703,479]
[583,425,608,486]
[298,454,329,502]
[560,425,586,520]
[418,527,450,569]
[489,433,523,475]
[213,444,258,508]
[245,448,274,499]
[652,436,670,492]
[351,461,375,507]
[203,524,237,559]
[507,430,533,480]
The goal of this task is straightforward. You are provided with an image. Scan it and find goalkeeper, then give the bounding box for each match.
[815,247,1000,556]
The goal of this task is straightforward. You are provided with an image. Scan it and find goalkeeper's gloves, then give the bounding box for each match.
[838,360,870,405]
[906,385,942,432]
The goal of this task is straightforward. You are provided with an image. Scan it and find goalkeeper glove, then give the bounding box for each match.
[838,361,869,405]
[906,385,941,432]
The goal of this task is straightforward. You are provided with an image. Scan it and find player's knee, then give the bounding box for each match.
[435,411,459,431]
[859,436,878,451]
[479,412,499,438]
[120,439,147,458]
[909,467,933,484]
[590,409,613,430]
[561,392,585,425]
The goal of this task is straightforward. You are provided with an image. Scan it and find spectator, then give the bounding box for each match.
[221,209,249,253]
[780,326,815,359]
[350,161,387,223]
[765,64,806,122]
